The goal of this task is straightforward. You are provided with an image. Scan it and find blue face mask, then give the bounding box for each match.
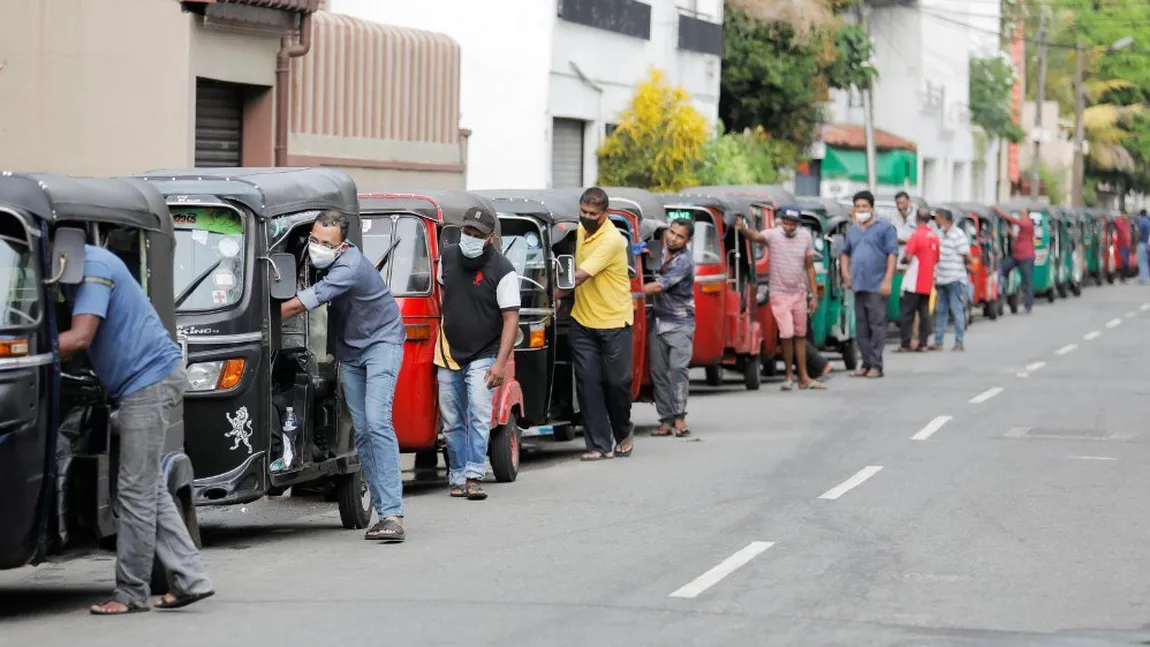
[459,233,487,259]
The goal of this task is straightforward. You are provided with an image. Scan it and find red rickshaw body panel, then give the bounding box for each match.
[750,204,780,360]
[692,266,727,366]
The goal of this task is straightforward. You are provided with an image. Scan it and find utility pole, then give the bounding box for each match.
[1029,10,1048,199]
[857,0,877,191]
[1071,39,1086,207]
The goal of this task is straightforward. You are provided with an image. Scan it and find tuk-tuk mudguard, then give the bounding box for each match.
[491,380,524,428]
[162,451,195,498]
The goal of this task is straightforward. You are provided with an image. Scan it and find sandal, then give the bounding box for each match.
[465,482,488,501]
[865,369,884,378]
[800,380,827,390]
[580,451,614,462]
[449,485,467,498]
[155,590,215,610]
[952,344,965,351]
[780,379,795,391]
[365,518,405,543]
[895,346,912,353]
[851,368,870,378]
[90,599,150,616]
[614,436,634,458]
[673,424,691,438]
[652,423,674,437]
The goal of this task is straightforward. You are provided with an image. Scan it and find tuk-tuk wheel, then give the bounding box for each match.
[704,366,723,387]
[1007,292,1019,314]
[336,469,372,530]
[840,340,859,371]
[743,355,762,391]
[489,420,521,483]
[761,356,778,378]
[1046,289,1057,303]
[1106,271,1115,284]
[984,299,998,321]
[1071,281,1082,297]
[1057,282,1069,299]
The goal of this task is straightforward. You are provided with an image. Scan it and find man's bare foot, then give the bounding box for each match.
[90,599,148,615]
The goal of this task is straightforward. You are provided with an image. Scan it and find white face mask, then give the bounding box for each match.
[459,233,487,259]
[856,210,873,223]
[309,242,339,269]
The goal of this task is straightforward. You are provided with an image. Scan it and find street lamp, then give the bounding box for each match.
[1072,36,1134,207]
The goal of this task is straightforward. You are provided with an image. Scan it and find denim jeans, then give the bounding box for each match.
[1000,257,1034,311]
[649,322,693,423]
[340,341,404,519]
[438,356,496,486]
[933,282,966,346]
[1138,242,1150,283]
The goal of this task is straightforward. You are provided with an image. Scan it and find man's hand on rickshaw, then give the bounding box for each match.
[808,294,819,315]
[485,360,508,389]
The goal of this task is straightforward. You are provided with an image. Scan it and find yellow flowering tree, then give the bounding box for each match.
[597,68,710,192]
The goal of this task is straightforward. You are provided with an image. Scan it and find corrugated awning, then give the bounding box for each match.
[180,0,320,12]
[822,123,917,152]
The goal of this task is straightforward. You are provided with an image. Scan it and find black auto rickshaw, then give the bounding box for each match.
[0,173,199,587]
[138,168,371,529]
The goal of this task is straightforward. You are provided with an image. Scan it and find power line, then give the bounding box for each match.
[922,9,1150,54]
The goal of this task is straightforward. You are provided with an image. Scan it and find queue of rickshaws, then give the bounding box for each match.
[0,172,199,591]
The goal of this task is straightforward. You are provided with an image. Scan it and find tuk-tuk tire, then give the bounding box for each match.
[761,356,778,378]
[1070,281,1081,297]
[743,355,762,391]
[1007,291,1019,314]
[414,451,439,471]
[704,366,723,387]
[1046,289,1057,303]
[984,299,998,321]
[1106,271,1115,284]
[841,341,859,371]
[336,469,372,530]
[552,424,576,442]
[489,421,520,483]
[1057,282,1069,299]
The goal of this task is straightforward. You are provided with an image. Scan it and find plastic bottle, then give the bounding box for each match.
[281,407,299,469]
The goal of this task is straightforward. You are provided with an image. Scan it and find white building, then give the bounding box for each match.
[329,0,724,189]
[823,0,1001,203]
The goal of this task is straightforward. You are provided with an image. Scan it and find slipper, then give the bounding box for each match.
[90,599,150,616]
[779,380,795,391]
[865,369,884,379]
[651,424,674,437]
[465,482,488,501]
[673,425,691,438]
[449,485,467,498]
[365,518,405,543]
[580,452,614,462]
[894,346,912,353]
[155,590,215,610]
[851,368,870,378]
[800,381,827,390]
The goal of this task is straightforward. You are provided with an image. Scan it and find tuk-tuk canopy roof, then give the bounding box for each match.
[357,190,500,232]
[476,189,587,224]
[797,196,850,220]
[0,172,173,234]
[601,187,665,220]
[690,185,797,208]
[876,193,929,208]
[664,193,742,227]
[139,167,359,219]
[1000,200,1053,214]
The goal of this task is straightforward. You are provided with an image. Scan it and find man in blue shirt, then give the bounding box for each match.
[841,190,899,378]
[61,245,213,616]
[279,211,407,542]
[642,218,696,437]
[1137,209,1150,285]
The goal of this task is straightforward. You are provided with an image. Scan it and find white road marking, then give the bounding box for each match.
[1125,311,1137,319]
[911,416,953,441]
[1055,344,1078,356]
[668,541,775,599]
[969,387,1004,404]
[1016,372,1029,378]
[1067,456,1117,461]
[819,466,883,500]
[1141,303,1150,312]
[1025,361,1047,372]
[1106,318,1123,328]
[1083,330,1102,341]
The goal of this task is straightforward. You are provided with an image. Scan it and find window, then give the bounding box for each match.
[0,214,39,328]
[558,0,652,40]
[691,219,722,265]
[172,206,246,312]
[499,216,550,310]
[361,215,433,296]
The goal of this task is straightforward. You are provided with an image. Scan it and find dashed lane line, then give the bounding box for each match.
[1026,361,1047,372]
[1141,303,1150,312]
[1055,344,1078,356]
[1106,318,1123,328]
[668,541,776,599]
[969,387,1004,404]
[1083,330,1102,341]
[911,416,953,441]
[819,466,883,500]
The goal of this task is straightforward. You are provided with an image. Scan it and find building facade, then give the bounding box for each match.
[1,0,467,188]
[331,0,724,190]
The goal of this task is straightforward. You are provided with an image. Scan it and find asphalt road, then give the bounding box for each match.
[4,284,1150,646]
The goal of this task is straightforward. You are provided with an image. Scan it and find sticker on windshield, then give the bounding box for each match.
[362,220,373,233]
[212,290,228,305]
[525,232,540,249]
[213,271,236,289]
[192,230,209,245]
[218,237,241,259]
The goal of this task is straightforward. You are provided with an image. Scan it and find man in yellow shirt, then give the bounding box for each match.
[557,187,635,461]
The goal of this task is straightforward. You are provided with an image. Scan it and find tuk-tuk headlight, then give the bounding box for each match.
[186,359,246,392]
[514,327,525,348]
[813,238,825,251]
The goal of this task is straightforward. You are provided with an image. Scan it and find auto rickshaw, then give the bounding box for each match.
[875,193,929,324]
[1082,208,1107,285]
[664,193,764,389]
[138,167,371,529]
[1060,208,1085,297]
[356,191,524,482]
[1000,201,1058,303]
[952,203,1003,319]
[0,173,198,589]
[1045,207,1078,298]
[795,198,859,369]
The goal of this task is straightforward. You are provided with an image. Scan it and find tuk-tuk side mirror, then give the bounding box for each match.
[555,254,576,291]
[644,240,664,272]
[268,252,298,300]
[48,227,87,285]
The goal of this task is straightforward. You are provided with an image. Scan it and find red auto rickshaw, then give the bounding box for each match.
[950,202,1001,320]
[357,192,524,482]
[662,193,764,390]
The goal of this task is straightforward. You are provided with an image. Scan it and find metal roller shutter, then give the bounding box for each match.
[195,79,244,167]
[551,118,585,189]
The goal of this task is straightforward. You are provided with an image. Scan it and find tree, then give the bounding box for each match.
[969,55,1024,142]
[597,68,710,192]
[696,124,801,186]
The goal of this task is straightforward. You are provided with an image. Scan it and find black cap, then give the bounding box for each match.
[463,206,497,236]
[779,206,801,222]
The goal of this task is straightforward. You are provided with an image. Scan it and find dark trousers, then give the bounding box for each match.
[899,292,931,349]
[1119,246,1131,280]
[854,291,887,371]
[571,321,634,454]
[1000,256,1035,311]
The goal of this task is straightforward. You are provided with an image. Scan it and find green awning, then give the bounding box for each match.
[822,146,918,186]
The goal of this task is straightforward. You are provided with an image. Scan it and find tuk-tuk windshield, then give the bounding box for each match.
[172,207,246,312]
[668,207,721,266]
[0,215,40,328]
[361,215,433,296]
[498,215,549,309]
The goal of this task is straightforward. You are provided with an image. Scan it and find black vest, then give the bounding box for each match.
[441,245,515,365]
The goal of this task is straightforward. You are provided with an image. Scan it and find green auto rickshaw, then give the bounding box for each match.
[1047,206,1081,298]
[797,197,857,369]
[1082,208,1107,285]
[993,207,1023,314]
[1001,201,1058,302]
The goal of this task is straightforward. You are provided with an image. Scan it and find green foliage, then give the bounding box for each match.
[696,124,801,186]
[597,68,710,192]
[824,24,877,91]
[1038,163,1067,206]
[969,55,1024,142]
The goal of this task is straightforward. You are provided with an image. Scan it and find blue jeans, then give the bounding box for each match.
[933,282,966,346]
[438,356,496,486]
[340,341,404,518]
[1000,257,1034,311]
[1138,242,1150,283]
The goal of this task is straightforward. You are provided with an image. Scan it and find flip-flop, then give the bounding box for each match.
[580,452,614,462]
[651,424,674,437]
[155,590,215,610]
[800,381,827,390]
[90,599,150,616]
[673,426,691,438]
[779,380,795,391]
[465,483,488,501]
[449,485,467,498]
[365,518,405,543]
[851,369,870,378]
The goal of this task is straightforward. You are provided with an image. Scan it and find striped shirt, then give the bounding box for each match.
[763,227,814,295]
[935,225,971,286]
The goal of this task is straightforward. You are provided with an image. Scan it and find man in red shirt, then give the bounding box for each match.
[898,209,939,351]
[993,205,1036,314]
[1115,211,1133,282]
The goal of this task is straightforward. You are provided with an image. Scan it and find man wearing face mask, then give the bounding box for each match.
[555,187,634,462]
[434,206,520,500]
[279,211,407,542]
[841,190,899,378]
[737,206,825,390]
